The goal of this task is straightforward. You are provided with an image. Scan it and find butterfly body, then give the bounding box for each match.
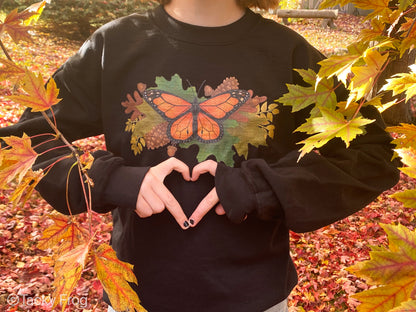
[143,89,249,143]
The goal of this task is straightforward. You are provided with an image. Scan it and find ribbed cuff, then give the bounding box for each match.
[215,162,257,223]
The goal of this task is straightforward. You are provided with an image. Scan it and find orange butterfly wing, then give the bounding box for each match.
[143,89,194,141]
[143,89,250,143]
[199,90,250,119]
[143,90,192,119]
[170,112,194,141]
[196,90,249,142]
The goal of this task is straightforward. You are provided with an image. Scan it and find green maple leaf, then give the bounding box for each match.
[277,69,336,114]
[383,64,416,102]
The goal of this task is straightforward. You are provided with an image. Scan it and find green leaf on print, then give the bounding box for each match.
[228,112,269,158]
[153,74,201,103]
[130,102,165,139]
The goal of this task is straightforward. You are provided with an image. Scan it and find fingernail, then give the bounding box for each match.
[189,219,195,226]
[183,221,190,228]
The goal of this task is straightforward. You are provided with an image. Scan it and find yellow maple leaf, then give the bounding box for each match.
[352,0,391,19]
[319,0,351,9]
[37,213,88,253]
[389,300,416,312]
[9,169,43,206]
[8,70,61,112]
[0,133,38,188]
[19,1,47,26]
[0,1,46,42]
[383,65,416,102]
[386,123,416,150]
[349,49,389,104]
[0,58,25,81]
[382,223,416,255]
[353,277,416,311]
[52,241,91,311]
[93,243,146,312]
[391,189,416,209]
[394,147,416,179]
[296,108,374,158]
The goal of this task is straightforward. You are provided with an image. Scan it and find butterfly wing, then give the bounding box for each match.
[199,90,250,120]
[196,90,250,142]
[170,112,194,142]
[143,89,194,142]
[143,89,192,119]
[197,113,222,142]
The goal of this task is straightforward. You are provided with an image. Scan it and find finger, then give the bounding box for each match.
[152,183,190,230]
[135,195,153,218]
[189,187,219,227]
[142,187,165,214]
[158,157,191,181]
[191,160,217,181]
[215,204,226,215]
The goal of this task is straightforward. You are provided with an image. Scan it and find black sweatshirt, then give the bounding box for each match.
[0,6,399,312]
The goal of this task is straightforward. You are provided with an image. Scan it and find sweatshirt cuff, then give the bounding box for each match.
[215,162,257,223]
[101,165,150,209]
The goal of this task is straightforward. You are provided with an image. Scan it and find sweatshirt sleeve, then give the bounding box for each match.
[215,39,400,233]
[215,105,399,233]
[0,30,149,215]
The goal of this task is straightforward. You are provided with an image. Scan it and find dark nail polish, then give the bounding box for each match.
[183,221,190,228]
[189,219,195,226]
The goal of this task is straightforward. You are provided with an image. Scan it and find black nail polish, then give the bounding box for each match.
[189,219,195,226]
[183,221,190,228]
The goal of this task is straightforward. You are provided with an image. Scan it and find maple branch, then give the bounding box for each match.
[77,163,93,236]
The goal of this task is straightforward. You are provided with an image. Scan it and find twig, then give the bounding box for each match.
[0,39,12,61]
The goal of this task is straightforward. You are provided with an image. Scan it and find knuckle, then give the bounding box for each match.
[152,203,165,214]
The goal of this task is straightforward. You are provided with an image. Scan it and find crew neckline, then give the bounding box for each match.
[149,5,261,45]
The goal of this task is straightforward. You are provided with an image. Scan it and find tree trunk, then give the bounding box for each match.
[378,0,416,125]
[379,51,416,126]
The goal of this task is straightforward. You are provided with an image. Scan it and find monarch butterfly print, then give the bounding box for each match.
[142,89,250,143]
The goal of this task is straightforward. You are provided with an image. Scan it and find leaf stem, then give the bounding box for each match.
[37,144,70,156]
[0,39,13,61]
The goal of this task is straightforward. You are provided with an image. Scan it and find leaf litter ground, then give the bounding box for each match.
[0,13,414,312]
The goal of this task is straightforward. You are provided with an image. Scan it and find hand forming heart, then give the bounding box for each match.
[135,157,225,230]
